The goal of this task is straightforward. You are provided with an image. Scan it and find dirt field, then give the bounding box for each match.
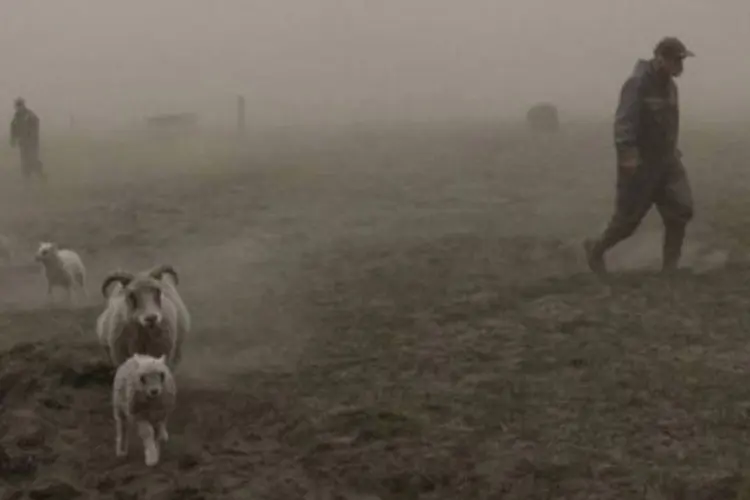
[3,120,750,499]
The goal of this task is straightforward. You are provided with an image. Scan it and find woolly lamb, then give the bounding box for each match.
[34,242,86,303]
[112,353,176,466]
[96,264,190,370]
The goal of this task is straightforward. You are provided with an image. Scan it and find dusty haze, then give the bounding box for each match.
[5,3,750,498]
[1,0,748,130]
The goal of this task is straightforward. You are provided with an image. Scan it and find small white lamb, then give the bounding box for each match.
[34,241,87,303]
[112,353,176,466]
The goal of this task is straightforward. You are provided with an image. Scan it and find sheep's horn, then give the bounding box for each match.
[101,271,134,298]
[149,264,179,285]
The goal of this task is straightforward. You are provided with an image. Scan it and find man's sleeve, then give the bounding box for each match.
[614,76,641,155]
[9,117,17,143]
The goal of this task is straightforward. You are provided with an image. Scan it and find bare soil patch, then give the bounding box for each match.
[2,123,750,499]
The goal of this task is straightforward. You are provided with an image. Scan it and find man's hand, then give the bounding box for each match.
[619,157,638,172]
[618,148,640,173]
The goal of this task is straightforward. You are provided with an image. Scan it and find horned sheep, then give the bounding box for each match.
[95,264,190,370]
[34,242,87,303]
[112,353,176,466]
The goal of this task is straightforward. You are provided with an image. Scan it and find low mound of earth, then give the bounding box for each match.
[4,261,750,499]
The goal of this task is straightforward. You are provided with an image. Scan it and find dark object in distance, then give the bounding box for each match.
[526,102,560,133]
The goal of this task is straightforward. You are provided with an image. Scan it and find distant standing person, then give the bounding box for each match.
[584,37,695,274]
[10,97,45,182]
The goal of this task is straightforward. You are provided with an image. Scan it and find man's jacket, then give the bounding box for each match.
[10,109,40,148]
[614,59,680,162]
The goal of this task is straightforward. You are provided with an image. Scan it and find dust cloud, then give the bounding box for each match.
[0,0,748,130]
[0,0,744,417]
[4,4,750,496]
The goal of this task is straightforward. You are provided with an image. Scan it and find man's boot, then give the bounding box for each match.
[662,223,686,272]
[583,238,607,275]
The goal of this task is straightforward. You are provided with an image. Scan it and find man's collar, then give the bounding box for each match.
[648,58,671,84]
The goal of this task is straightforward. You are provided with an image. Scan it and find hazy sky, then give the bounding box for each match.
[1,0,748,128]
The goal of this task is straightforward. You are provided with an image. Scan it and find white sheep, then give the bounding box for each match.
[96,264,190,370]
[112,353,176,466]
[34,241,87,303]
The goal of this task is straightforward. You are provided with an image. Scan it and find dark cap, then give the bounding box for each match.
[13,97,25,107]
[654,37,695,59]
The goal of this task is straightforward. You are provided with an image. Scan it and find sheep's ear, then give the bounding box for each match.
[101,271,134,298]
[150,265,179,285]
[157,354,166,364]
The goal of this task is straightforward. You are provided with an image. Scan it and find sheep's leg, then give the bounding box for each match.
[112,341,130,369]
[76,272,87,299]
[102,344,114,365]
[114,410,128,457]
[137,420,159,466]
[172,340,182,368]
[156,420,169,443]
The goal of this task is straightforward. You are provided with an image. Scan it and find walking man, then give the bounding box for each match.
[584,37,695,274]
[10,97,45,182]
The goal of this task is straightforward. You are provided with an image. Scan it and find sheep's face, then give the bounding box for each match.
[35,242,57,262]
[125,280,164,329]
[133,354,168,398]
